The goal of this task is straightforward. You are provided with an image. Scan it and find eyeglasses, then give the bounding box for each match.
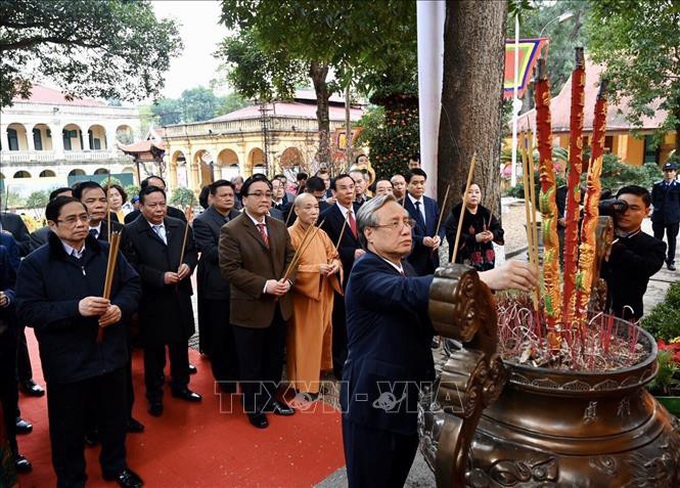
[370,218,415,231]
[57,214,91,226]
[247,191,274,199]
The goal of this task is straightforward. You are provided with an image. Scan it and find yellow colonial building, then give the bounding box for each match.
[161,92,363,194]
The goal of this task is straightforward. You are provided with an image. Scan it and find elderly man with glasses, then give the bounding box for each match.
[341,194,539,487]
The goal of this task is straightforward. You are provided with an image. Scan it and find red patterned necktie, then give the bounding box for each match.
[348,210,357,238]
[256,223,269,248]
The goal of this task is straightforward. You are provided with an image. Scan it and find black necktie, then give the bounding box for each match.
[89,228,98,238]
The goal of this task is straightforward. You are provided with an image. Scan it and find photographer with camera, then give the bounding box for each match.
[601,185,666,322]
[651,160,679,271]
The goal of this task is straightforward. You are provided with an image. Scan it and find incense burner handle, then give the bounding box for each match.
[426,264,505,487]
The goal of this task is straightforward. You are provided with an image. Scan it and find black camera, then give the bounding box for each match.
[598,198,628,216]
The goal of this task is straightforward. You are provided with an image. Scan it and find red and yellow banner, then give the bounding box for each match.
[504,39,548,98]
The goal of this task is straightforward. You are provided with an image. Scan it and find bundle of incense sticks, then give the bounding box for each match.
[97,231,121,343]
[519,131,540,311]
[563,48,586,328]
[282,219,325,283]
[450,152,477,263]
[534,58,563,350]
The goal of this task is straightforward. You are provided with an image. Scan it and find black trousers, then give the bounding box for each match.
[331,291,348,380]
[143,342,189,403]
[204,299,238,388]
[47,368,127,488]
[342,418,419,488]
[0,327,18,456]
[15,325,33,384]
[653,221,679,264]
[232,307,285,415]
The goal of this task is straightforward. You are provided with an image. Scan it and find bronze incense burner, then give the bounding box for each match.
[421,263,680,487]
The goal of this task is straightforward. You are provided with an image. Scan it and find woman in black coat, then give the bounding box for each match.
[445,182,504,271]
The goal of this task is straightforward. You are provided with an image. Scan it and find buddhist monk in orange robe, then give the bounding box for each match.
[287,193,343,396]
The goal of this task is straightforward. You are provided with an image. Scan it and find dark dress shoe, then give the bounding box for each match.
[268,400,295,416]
[127,417,145,433]
[668,262,676,271]
[14,454,32,474]
[188,364,198,375]
[15,418,32,435]
[84,429,100,447]
[104,468,144,488]
[248,413,269,429]
[171,388,202,403]
[148,401,163,417]
[20,379,45,397]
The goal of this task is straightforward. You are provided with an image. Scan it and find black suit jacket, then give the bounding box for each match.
[0,212,30,256]
[602,230,666,320]
[121,216,197,345]
[320,203,362,286]
[193,206,240,300]
[403,195,444,275]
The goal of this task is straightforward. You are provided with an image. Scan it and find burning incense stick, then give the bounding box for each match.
[106,172,112,241]
[177,220,191,273]
[97,231,121,343]
[451,152,477,263]
[333,209,350,253]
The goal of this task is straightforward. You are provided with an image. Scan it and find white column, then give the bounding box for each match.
[50,124,65,158]
[417,0,445,198]
[0,125,9,153]
[82,127,91,151]
[511,15,520,187]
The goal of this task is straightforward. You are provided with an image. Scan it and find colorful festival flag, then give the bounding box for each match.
[504,39,548,98]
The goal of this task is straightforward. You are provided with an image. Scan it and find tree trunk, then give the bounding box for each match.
[438,0,508,217]
[310,60,331,165]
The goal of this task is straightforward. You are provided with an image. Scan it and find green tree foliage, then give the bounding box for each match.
[150,98,183,126]
[24,190,48,209]
[356,98,420,180]
[0,0,183,108]
[643,281,680,342]
[170,187,197,209]
[148,88,249,126]
[587,0,680,153]
[508,0,591,110]
[218,0,417,164]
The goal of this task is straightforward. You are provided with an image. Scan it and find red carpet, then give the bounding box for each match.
[17,329,345,487]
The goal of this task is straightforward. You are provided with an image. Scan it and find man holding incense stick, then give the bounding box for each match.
[403,168,445,276]
[219,174,296,429]
[122,185,201,417]
[16,196,143,488]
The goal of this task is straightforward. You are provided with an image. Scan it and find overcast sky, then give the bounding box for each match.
[151,0,229,99]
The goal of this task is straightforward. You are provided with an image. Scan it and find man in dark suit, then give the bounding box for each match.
[219,174,296,429]
[16,196,143,488]
[73,181,143,437]
[603,185,666,321]
[0,208,30,256]
[123,176,187,224]
[402,168,444,276]
[29,187,73,252]
[122,185,201,417]
[651,160,679,271]
[320,174,364,379]
[342,194,538,487]
[193,180,240,392]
